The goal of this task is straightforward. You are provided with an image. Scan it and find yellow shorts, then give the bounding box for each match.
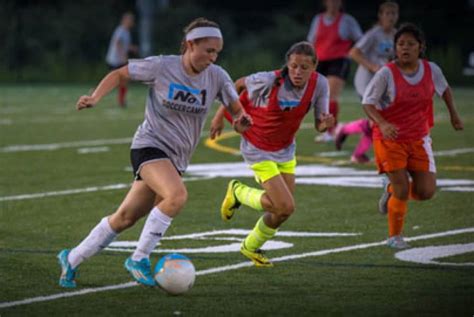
[250,158,297,183]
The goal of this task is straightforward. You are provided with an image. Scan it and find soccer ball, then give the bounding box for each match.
[154,253,196,295]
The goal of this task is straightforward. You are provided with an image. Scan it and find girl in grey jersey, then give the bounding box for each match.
[335,1,399,163]
[105,12,138,108]
[210,42,334,267]
[57,18,251,288]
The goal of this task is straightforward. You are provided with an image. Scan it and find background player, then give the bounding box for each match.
[307,0,362,142]
[336,1,399,163]
[362,23,463,249]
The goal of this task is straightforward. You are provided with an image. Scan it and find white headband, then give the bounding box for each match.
[185,27,222,41]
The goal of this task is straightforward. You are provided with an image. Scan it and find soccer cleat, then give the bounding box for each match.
[220,179,241,221]
[124,257,156,286]
[314,131,334,143]
[378,176,391,215]
[334,125,347,151]
[350,154,370,164]
[57,249,77,288]
[387,235,409,249]
[240,242,273,267]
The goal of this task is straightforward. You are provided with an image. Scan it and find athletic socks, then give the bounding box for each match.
[68,217,117,269]
[243,216,277,251]
[387,196,408,237]
[131,207,173,261]
[234,183,264,211]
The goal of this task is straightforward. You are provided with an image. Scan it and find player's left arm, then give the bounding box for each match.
[442,86,463,130]
[314,76,335,132]
[432,62,463,131]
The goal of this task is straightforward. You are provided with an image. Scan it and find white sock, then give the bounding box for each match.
[131,207,173,261]
[68,217,117,269]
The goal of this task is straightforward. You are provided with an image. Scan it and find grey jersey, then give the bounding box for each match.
[128,55,238,172]
[241,71,329,164]
[362,60,449,110]
[106,25,131,66]
[307,13,362,44]
[354,25,396,97]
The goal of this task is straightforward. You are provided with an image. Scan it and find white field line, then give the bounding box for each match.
[0,131,225,154]
[0,138,132,153]
[0,177,212,202]
[0,227,472,309]
[0,184,130,202]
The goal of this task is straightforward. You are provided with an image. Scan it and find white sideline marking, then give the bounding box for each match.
[0,184,130,202]
[0,177,210,202]
[0,138,132,153]
[0,133,216,154]
[77,147,110,154]
[1,227,472,309]
[433,148,474,156]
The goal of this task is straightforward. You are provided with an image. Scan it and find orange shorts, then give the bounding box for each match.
[373,136,436,174]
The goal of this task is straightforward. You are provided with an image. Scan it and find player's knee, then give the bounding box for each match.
[166,188,188,212]
[415,188,435,201]
[393,186,409,201]
[112,212,139,232]
[275,201,295,218]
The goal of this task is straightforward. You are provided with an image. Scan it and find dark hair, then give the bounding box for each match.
[379,1,399,14]
[274,41,318,87]
[180,17,220,54]
[394,23,426,58]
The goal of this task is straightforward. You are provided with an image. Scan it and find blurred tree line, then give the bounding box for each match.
[1,0,473,85]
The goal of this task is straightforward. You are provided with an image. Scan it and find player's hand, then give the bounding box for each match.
[233,113,252,134]
[318,113,336,130]
[210,117,225,140]
[450,114,464,131]
[380,121,398,140]
[76,95,97,110]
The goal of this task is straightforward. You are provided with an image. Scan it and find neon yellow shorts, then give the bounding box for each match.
[250,158,297,183]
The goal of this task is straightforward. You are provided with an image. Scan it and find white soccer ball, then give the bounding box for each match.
[154,253,196,295]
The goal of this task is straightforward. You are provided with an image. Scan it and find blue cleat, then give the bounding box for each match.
[124,257,156,286]
[57,249,77,288]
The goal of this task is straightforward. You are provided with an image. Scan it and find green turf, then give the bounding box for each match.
[0,84,473,316]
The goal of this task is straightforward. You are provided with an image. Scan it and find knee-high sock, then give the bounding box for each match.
[353,134,373,157]
[118,85,127,106]
[243,216,277,251]
[132,207,173,261]
[234,182,264,211]
[341,119,366,135]
[68,217,117,269]
[329,100,339,133]
[387,196,408,237]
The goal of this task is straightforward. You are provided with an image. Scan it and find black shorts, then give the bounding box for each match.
[130,147,180,180]
[317,58,351,80]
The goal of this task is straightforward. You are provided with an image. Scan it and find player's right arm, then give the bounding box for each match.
[210,76,248,139]
[76,66,130,110]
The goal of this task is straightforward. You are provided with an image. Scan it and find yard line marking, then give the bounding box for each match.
[1,227,472,309]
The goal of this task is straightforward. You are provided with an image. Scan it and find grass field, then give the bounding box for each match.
[0,84,473,316]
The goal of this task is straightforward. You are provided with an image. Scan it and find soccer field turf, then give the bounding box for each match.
[0,84,473,315]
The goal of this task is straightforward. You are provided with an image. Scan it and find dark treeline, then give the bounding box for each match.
[1,0,473,84]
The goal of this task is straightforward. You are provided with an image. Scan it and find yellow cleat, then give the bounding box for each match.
[240,242,273,267]
[220,179,241,221]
